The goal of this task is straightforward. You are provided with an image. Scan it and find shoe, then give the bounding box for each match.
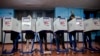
[70,47,74,50]
[45,48,49,51]
[62,47,66,49]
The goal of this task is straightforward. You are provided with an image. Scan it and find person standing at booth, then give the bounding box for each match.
[11,31,20,52]
[25,15,35,51]
[25,31,35,50]
[55,16,66,49]
[39,31,48,50]
[68,13,77,50]
[83,32,93,49]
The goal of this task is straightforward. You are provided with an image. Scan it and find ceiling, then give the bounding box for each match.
[0,0,100,10]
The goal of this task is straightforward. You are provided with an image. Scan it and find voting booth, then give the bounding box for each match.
[68,18,84,32]
[84,19,100,32]
[68,18,85,52]
[54,18,68,32]
[2,17,21,55]
[2,17,21,32]
[36,17,53,54]
[36,17,53,32]
[53,18,69,53]
[2,17,21,43]
[83,19,100,52]
[21,17,36,32]
[20,16,37,55]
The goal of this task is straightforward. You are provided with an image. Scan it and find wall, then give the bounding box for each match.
[96,11,100,18]
[55,7,84,19]
[0,9,14,17]
[55,7,84,42]
[89,12,100,40]
[0,9,14,43]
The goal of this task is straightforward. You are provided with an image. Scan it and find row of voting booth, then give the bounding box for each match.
[2,17,100,37]
[1,16,100,55]
[2,17,100,43]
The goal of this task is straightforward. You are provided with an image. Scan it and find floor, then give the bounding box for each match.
[0,43,100,56]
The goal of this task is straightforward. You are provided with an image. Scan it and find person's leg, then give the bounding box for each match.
[12,39,18,52]
[12,40,15,50]
[83,32,88,49]
[39,31,48,50]
[60,32,65,49]
[55,32,60,49]
[87,32,92,48]
[25,32,34,51]
[15,39,18,51]
[72,32,77,49]
[12,32,19,52]
[43,32,48,50]
[39,32,43,43]
[69,32,73,48]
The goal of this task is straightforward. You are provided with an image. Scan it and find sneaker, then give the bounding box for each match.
[76,47,80,50]
[44,51,51,54]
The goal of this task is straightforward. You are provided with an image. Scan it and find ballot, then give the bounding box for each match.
[2,17,20,32]
[84,19,100,32]
[36,17,53,32]
[68,18,84,32]
[54,18,68,32]
[21,17,36,32]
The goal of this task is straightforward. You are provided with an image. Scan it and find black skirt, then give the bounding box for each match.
[11,31,20,40]
[25,32,34,39]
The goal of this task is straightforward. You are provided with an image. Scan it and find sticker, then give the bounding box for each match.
[23,17,30,22]
[60,19,65,26]
[76,21,82,26]
[94,21,100,26]
[44,19,49,26]
[76,22,80,25]
[5,21,11,26]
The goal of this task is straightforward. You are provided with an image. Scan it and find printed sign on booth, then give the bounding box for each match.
[60,19,65,26]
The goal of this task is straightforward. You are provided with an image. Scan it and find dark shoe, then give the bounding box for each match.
[62,47,66,49]
[45,48,49,51]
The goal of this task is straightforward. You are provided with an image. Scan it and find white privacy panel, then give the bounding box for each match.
[47,33,53,42]
[3,32,12,43]
[76,32,83,42]
[36,17,53,32]
[68,18,84,32]
[53,18,68,32]
[84,19,100,32]
[21,17,36,32]
[64,33,69,41]
[3,17,20,32]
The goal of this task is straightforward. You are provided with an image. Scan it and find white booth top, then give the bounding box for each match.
[2,17,21,32]
[84,19,100,32]
[21,16,36,32]
[53,18,68,32]
[68,17,84,32]
[36,17,53,32]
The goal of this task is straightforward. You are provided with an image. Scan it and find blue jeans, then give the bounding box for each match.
[69,32,77,49]
[83,32,92,48]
